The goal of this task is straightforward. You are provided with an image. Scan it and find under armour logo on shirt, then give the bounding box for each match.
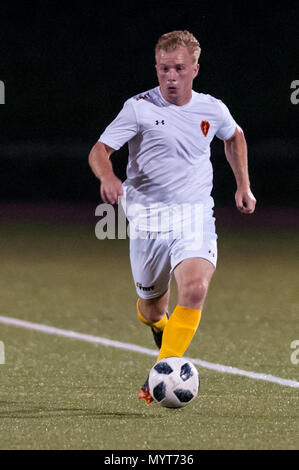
[155,120,165,125]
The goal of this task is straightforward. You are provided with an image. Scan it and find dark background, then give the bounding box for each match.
[0,0,298,209]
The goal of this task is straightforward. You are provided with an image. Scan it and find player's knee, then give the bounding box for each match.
[179,279,209,309]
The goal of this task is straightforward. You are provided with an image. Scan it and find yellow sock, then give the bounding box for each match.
[137,300,168,332]
[157,305,201,362]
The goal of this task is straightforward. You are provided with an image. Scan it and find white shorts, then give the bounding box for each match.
[129,212,217,299]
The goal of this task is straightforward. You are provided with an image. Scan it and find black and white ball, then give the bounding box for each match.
[148,357,199,408]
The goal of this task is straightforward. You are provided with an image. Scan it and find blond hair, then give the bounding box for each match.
[155,30,201,64]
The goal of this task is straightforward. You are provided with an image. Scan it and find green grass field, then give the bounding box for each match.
[0,220,298,450]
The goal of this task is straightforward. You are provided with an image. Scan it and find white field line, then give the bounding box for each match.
[0,315,299,389]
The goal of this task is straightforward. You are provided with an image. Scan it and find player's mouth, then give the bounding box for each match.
[167,86,177,92]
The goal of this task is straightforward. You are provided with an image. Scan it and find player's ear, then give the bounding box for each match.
[193,63,200,78]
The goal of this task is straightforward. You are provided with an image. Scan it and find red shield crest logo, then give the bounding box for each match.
[201,120,210,137]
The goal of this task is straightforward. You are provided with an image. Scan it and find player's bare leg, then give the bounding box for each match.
[174,257,215,310]
[157,258,215,362]
[137,289,170,347]
[138,289,170,323]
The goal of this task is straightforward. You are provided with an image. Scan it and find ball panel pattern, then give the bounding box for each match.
[153,381,166,401]
[154,362,173,375]
[173,388,194,403]
[180,362,194,382]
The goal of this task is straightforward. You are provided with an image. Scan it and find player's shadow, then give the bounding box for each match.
[0,404,162,419]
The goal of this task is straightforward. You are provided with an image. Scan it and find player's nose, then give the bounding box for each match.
[167,69,177,81]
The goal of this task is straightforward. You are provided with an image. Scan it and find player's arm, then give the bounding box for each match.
[88,141,123,204]
[224,126,256,214]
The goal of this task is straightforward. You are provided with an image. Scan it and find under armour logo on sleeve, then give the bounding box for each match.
[155,120,165,125]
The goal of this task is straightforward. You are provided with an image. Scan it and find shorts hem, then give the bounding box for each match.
[135,287,170,300]
[171,254,217,274]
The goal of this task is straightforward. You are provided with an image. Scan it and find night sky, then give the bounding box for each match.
[0,0,298,204]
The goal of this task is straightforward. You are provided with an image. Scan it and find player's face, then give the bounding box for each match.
[155,46,199,106]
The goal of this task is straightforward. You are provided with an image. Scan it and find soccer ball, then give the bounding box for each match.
[148,356,199,408]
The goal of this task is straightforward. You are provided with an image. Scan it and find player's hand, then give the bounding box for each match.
[100,173,123,205]
[235,187,256,214]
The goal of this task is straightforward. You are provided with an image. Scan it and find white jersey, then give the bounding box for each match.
[99,86,237,232]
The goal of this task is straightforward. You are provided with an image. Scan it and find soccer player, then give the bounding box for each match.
[88,30,256,404]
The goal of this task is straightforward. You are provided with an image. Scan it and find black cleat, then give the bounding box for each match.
[151,311,169,349]
[151,327,163,349]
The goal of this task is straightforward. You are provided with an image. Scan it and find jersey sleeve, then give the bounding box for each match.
[98,99,138,150]
[215,100,237,141]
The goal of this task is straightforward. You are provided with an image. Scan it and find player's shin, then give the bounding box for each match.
[157,305,201,361]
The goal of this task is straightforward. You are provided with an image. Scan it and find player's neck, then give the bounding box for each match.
[159,87,193,106]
